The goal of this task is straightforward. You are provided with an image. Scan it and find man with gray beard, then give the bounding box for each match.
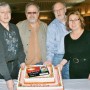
[17,2,47,65]
[44,2,70,79]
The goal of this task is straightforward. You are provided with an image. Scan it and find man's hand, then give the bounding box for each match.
[88,74,90,80]
[44,60,52,65]
[6,80,14,90]
[20,62,25,70]
[56,64,64,71]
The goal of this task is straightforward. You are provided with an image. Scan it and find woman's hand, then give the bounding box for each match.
[6,80,14,90]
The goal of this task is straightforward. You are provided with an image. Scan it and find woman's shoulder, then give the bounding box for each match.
[83,30,90,41]
[84,30,90,35]
[65,33,70,38]
[64,33,70,41]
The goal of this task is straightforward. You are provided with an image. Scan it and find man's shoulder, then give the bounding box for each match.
[10,23,18,29]
[48,19,58,26]
[84,30,90,38]
[65,33,70,39]
[10,22,15,26]
[16,20,28,27]
[40,21,47,26]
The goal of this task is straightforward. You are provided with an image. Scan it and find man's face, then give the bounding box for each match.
[53,3,66,21]
[0,5,11,24]
[25,5,39,23]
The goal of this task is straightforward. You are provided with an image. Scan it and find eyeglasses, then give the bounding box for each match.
[54,8,64,13]
[69,19,80,22]
[27,12,38,14]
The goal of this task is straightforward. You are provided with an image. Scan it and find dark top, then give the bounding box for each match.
[63,30,90,78]
[0,23,25,81]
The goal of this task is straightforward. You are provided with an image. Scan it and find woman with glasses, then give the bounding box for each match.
[57,11,90,79]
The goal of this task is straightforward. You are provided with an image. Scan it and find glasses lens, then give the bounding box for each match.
[27,12,37,14]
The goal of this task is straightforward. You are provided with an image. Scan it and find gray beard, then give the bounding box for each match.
[29,19,37,23]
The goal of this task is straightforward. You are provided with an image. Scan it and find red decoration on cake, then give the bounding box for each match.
[17,65,64,90]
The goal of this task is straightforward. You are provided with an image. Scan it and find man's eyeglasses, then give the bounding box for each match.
[54,8,64,13]
[69,19,80,22]
[27,12,38,14]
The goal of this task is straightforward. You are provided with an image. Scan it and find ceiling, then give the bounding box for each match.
[0,0,88,13]
[0,0,89,25]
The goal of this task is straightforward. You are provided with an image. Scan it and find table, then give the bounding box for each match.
[63,79,90,90]
[0,79,90,90]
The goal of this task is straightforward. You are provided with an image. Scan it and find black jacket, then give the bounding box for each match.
[0,23,25,81]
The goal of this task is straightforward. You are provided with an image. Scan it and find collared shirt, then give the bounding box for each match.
[3,25,18,60]
[47,19,69,60]
[0,23,25,81]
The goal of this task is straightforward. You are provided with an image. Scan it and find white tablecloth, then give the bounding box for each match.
[0,79,90,90]
[63,79,90,90]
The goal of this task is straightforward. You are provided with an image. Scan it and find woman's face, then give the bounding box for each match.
[68,14,81,31]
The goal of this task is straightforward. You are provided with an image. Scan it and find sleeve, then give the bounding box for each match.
[63,35,70,61]
[16,26,26,64]
[87,31,90,73]
[0,41,12,81]
[46,24,56,61]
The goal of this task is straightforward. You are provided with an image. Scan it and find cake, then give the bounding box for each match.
[17,65,64,90]
[24,65,55,83]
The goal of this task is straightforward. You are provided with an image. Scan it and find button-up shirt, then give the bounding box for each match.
[47,19,69,60]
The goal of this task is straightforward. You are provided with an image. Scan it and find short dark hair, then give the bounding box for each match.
[25,2,40,13]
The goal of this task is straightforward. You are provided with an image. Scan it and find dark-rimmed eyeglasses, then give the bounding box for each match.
[69,19,80,22]
[53,8,65,13]
[27,12,38,14]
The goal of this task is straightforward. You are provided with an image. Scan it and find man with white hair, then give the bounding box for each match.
[45,2,69,79]
[0,2,25,90]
